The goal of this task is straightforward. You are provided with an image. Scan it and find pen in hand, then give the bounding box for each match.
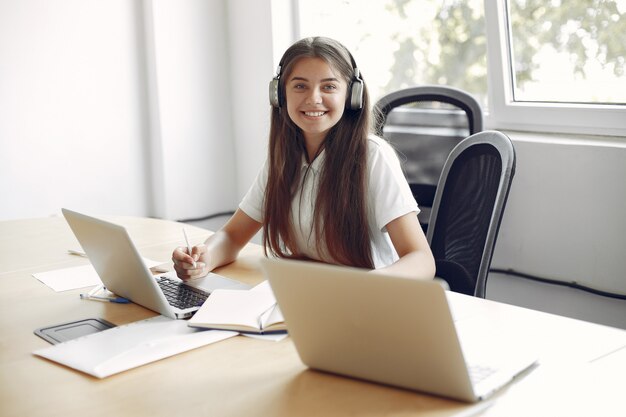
[182,228,197,269]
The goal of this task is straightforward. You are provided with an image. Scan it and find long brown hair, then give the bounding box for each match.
[263,37,374,269]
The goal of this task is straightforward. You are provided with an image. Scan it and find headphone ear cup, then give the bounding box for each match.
[348,78,364,110]
[269,77,280,107]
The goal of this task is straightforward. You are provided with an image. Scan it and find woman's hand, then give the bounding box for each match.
[170,209,262,281]
[172,244,210,280]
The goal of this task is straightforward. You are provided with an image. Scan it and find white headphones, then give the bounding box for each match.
[269,51,364,110]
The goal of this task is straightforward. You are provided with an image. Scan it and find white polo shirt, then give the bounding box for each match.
[239,135,419,268]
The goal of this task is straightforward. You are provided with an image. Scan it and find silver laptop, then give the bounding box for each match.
[260,257,537,403]
[62,208,250,319]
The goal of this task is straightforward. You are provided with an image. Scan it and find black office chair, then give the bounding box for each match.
[426,130,516,298]
[374,85,484,233]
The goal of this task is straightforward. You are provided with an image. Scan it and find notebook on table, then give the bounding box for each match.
[62,208,250,319]
[260,257,537,403]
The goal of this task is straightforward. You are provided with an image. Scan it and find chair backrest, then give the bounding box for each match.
[426,130,516,298]
[375,85,483,135]
[374,85,484,232]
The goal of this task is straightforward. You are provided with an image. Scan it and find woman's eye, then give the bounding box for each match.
[323,84,337,90]
[293,84,306,89]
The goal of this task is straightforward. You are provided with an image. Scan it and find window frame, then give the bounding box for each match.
[282,0,626,137]
[484,0,626,137]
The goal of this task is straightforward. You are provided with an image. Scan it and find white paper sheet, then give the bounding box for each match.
[33,315,238,378]
[33,264,102,291]
[242,333,289,342]
[33,257,167,292]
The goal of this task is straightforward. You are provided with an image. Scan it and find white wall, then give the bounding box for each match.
[492,132,626,295]
[226,0,274,200]
[0,0,259,222]
[0,0,151,219]
[147,0,239,220]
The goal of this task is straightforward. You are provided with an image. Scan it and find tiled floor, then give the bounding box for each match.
[184,214,626,330]
[487,272,626,330]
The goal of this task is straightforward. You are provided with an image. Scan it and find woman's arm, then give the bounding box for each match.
[375,212,436,280]
[172,209,262,280]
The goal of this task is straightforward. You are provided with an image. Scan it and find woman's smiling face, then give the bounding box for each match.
[285,57,348,145]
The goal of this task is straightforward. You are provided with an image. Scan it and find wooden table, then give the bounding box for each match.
[1,215,625,417]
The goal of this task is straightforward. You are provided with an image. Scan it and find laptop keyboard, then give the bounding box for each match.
[157,277,209,309]
[468,364,497,384]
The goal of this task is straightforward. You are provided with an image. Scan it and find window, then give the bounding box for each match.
[285,0,625,136]
[507,0,626,105]
[296,0,488,108]
[485,0,625,136]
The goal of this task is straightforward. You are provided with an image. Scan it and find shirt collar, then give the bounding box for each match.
[300,148,326,172]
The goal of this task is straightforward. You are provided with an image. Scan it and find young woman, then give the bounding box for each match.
[172,37,435,280]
